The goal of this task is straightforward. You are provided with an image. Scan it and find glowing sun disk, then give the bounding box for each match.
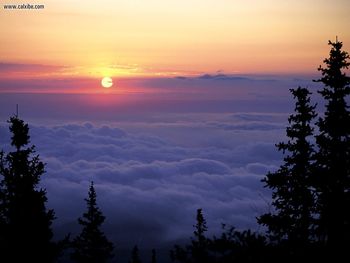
[101,77,113,88]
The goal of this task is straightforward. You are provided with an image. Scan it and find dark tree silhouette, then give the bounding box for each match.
[129,245,142,263]
[0,116,58,262]
[170,244,189,263]
[258,87,317,252]
[210,225,268,263]
[0,150,7,254]
[151,249,157,263]
[313,40,350,251]
[171,210,269,263]
[171,209,211,263]
[71,181,114,263]
[191,208,210,262]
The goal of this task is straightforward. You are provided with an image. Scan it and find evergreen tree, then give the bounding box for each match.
[191,208,209,262]
[151,249,157,263]
[129,245,142,263]
[258,87,317,250]
[210,225,268,263]
[71,181,114,263]
[170,244,189,263]
[0,116,58,262]
[170,209,211,263]
[313,40,350,250]
[0,150,7,251]
[171,211,269,263]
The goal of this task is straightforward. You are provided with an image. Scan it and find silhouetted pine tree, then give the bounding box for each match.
[170,244,189,263]
[129,245,142,263]
[71,181,114,263]
[210,225,268,263]
[151,249,157,263]
[313,40,350,251]
[191,208,210,262]
[171,209,211,263]
[258,87,317,251]
[171,210,269,263]
[0,150,7,253]
[0,116,58,262]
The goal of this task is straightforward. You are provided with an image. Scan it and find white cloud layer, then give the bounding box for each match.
[1,112,286,248]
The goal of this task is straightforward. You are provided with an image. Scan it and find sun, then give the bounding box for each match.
[101,77,113,88]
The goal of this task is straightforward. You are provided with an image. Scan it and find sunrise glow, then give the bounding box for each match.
[0,0,349,87]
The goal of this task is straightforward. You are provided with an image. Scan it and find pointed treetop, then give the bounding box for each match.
[88,181,96,202]
[193,208,208,244]
[71,181,114,262]
[80,181,105,226]
[8,115,30,151]
[315,39,350,91]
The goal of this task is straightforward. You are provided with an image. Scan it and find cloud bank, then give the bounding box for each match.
[1,112,285,248]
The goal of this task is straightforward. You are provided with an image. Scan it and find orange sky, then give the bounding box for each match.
[1,0,350,78]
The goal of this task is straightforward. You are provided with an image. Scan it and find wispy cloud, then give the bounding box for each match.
[0,62,68,78]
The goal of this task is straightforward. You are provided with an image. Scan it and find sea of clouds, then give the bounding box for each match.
[0,74,323,249]
[0,112,288,248]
